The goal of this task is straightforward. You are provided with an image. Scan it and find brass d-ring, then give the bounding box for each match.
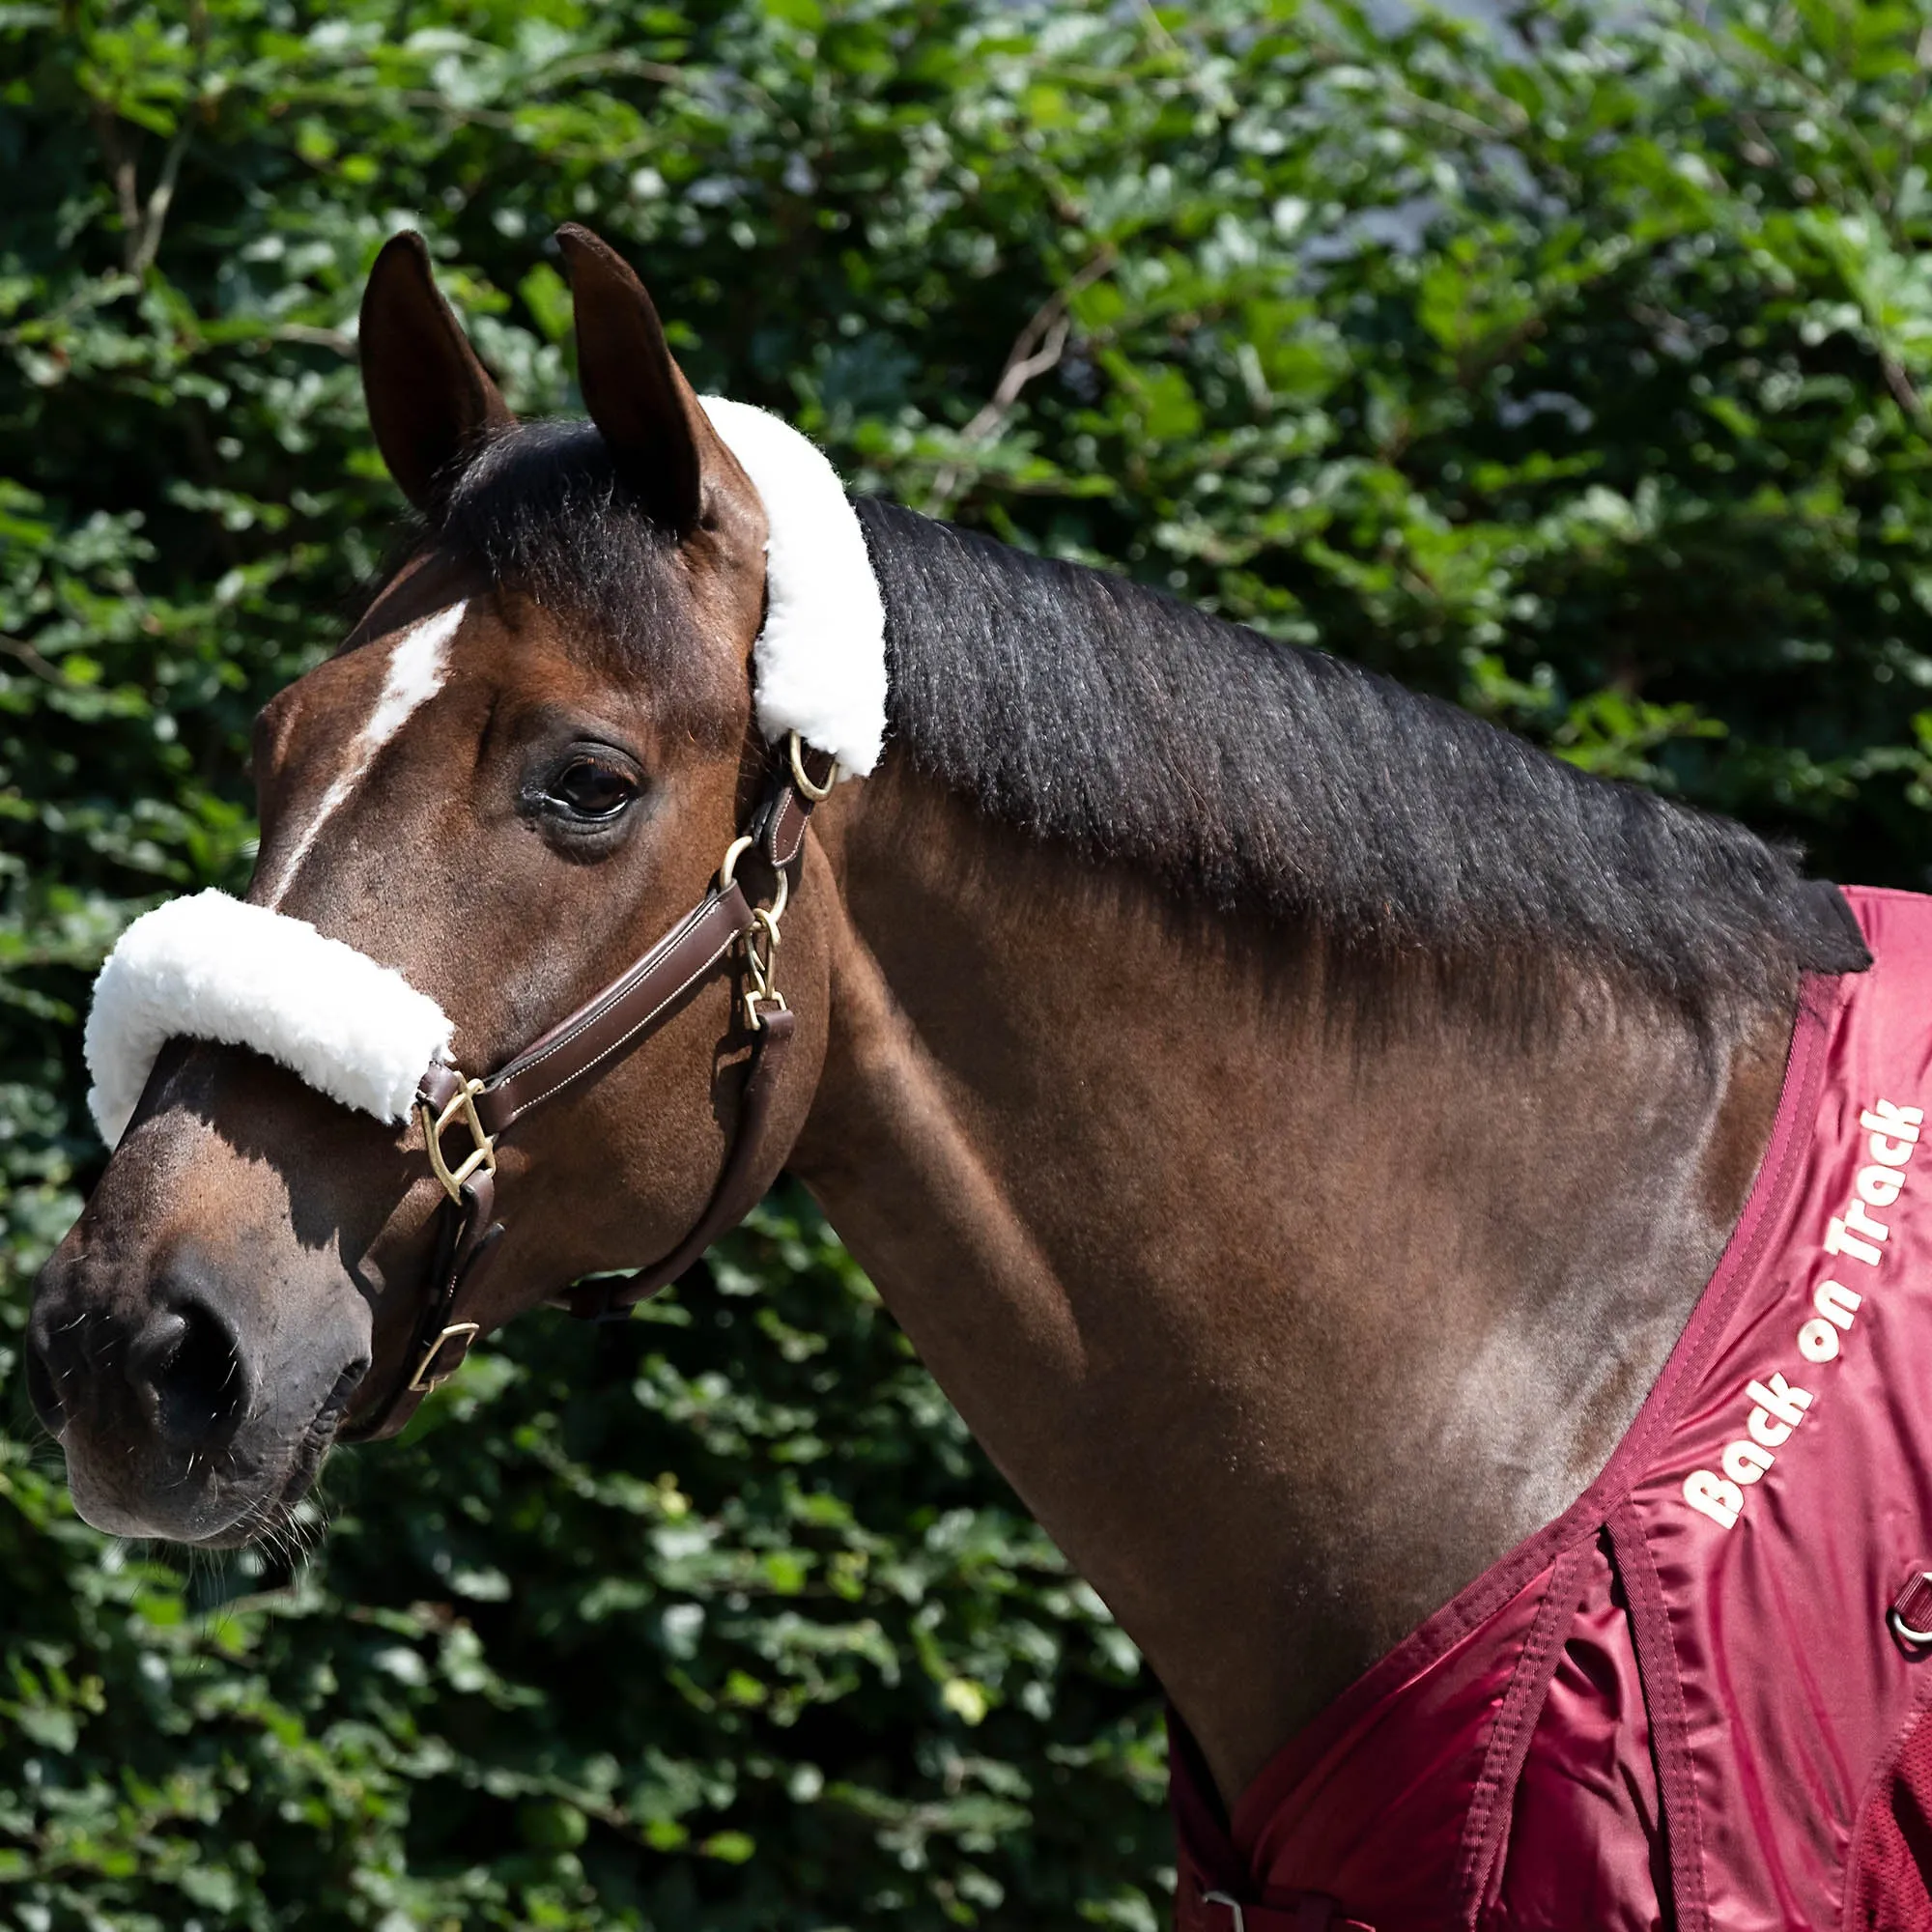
[718,838,789,925]
[788,730,837,802]
[717,834,755,893]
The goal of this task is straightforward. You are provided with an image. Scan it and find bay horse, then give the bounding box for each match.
[29,226,1914,1925]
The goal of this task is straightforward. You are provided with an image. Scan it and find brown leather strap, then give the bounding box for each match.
[340,1168,503,1441]
[556,1007,796,1321]
[340,746,831,1440]
[474,883,754,1136]
[762,743,837,868]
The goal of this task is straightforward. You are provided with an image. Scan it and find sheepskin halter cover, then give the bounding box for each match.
[84,399,885,1148]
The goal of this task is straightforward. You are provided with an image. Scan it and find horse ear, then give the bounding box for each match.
[554,223,724,533]
[359,231,515,517]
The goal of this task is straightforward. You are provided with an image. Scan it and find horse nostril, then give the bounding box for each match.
[127,1300,247,1450]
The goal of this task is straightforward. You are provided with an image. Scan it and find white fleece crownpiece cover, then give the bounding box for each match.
[701,395,886,779]
[85,890,453,1148]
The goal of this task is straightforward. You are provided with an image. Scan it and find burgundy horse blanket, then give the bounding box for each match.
[1172,886,1932,1931]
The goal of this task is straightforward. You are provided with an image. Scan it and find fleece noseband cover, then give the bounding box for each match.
[84,891,455,1146]
[85,401,883,1147]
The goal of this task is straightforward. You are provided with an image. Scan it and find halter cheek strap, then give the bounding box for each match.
[337,735,836,1442]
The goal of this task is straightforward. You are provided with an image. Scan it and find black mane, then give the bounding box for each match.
[426,419,1867,1019]
[856,498,1867,1017]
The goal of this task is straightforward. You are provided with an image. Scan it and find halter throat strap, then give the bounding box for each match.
[339,738,836,1442]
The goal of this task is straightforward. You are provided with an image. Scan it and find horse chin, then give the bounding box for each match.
[65,1359,363,1550]
[187,1371,360,1550]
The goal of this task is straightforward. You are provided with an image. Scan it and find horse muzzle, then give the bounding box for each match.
[26,1234,371,1545]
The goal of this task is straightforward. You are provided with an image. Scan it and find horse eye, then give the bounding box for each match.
[544,757,638,822]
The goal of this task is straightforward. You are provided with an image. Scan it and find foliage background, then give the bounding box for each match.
[4,0,1932,1924]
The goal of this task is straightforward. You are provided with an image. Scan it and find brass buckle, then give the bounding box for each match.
[742,905,787,1032]
[421,1076,497,1205]
[407,1321,480,1394]
[718,836,789,1032]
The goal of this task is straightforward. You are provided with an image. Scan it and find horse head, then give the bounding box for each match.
[27,225,836,1545]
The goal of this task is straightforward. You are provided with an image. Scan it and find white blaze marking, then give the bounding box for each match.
[265,600,468,906]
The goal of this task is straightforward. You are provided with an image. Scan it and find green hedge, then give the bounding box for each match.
[4,1,1931,1925]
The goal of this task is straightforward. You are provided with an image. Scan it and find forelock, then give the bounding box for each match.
[436,419,705,688]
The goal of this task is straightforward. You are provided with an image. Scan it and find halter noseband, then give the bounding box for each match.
[339,732,838,1442]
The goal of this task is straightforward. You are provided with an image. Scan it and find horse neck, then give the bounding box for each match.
[788,760,1794,1804]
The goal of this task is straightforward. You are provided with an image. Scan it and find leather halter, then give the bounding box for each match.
[339,735,838,1442]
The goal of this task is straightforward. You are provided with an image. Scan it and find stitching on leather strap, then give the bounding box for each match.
[486,891,747,1093]
[506,925,746,1120]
